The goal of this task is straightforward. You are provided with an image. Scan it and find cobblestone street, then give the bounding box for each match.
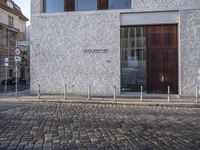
[0,102,200,150]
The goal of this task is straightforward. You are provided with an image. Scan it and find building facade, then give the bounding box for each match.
[0,0,29,90]
[31,0,200,97]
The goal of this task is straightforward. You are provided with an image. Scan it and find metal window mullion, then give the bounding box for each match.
[141,27,144,61]
[127,28,131,57]
[134,27,137,57]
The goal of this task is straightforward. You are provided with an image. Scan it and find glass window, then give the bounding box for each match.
[3,27,7,47]
[76,0,97,11]
[121,27,146,93]
[0,28,2,47]
[9,70,13,77]
[8,16,14,27]
[109,0,131,9]
[43,0,132,13]
[44,0,64,13]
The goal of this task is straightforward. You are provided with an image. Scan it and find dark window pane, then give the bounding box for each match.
[76,0,97,11]
[45,0,64,13]
[123,29,128,38]
[109,0,131,9]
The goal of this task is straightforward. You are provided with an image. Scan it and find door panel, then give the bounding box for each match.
[162,25,177,49]
[147,25,178,94]
[147,26,161,49]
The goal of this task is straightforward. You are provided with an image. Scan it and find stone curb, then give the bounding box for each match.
[0,97,199,108]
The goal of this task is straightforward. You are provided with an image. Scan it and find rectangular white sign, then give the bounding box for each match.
[14,56,21,62]
[17,41,31,46]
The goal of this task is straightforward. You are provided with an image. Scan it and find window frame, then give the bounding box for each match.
[98,0,108,10]
[43,0,132,13]
[64,0,75,11]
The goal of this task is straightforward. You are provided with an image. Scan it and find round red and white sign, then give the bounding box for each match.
[14,47,21,56]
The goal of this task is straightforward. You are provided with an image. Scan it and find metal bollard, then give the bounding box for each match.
[88,85,91,100]
[38,84,40,99]
[196,86,199,103]
[168,86,170,102]
[140,86,143,102]
[114,86,116,101]
[64,84,67,100]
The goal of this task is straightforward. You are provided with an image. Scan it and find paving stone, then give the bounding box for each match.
[0,102,199,149]
[43,142,52,148]
[53,140,60,144]
[9,140,20,146]
[16,145,25,150]
[24,144,34,149]
[7,145,17,150]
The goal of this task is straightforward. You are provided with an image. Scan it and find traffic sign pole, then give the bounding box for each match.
[4,66,8,93]
[15,62,18,98]
[4,57,9,93]
[15,42,19,99]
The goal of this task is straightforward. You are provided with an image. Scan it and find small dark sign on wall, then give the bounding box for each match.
[83,49,108,53]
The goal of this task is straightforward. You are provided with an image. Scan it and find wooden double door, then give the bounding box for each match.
[146,25,178,94]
